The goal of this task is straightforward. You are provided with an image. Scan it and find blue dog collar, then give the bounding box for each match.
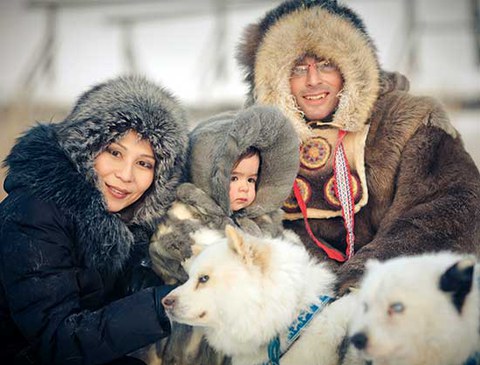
[262,295,334,365]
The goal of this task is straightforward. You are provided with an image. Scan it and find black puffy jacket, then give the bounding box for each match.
[0,76,188,364]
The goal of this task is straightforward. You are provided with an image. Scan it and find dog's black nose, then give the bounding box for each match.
[350,332,368,350]
[162,295,176,309]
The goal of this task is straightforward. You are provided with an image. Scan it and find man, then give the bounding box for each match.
[236,0,480,293]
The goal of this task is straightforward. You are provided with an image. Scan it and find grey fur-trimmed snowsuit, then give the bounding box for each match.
[150,105,300,283]
[148,105,300,365]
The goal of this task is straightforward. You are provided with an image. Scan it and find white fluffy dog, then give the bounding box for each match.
[349,252,480,365]
[161,226,360,365]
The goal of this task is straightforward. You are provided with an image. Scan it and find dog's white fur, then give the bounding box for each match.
[162,226,360,365]
[349,252,480,365]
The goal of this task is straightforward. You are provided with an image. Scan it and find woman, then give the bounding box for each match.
[0,75,188,364]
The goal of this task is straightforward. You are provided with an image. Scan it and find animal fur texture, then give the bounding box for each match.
[150,105,300,284]
[348,252,480,365]
[148,106,300,365]
[161,225,362,365]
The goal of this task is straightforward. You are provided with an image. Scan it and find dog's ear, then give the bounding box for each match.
[439,257,475,313]
[225,225,254,265]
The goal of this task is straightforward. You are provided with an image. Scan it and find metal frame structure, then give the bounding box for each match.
[19,0,480,100]
[20,0,280,99]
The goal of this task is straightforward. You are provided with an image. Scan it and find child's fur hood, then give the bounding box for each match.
[187,105,299,217]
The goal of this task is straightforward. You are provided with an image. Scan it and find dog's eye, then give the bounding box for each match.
[388,302,405,315]
[198,275,209,284]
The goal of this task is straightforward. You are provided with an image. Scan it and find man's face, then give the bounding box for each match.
[289,56,344,121]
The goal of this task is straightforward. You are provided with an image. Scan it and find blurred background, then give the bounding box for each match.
[1,0,479,199]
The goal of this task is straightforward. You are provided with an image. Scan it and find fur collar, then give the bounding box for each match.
[4,76,188,274]
[4,124,136,274]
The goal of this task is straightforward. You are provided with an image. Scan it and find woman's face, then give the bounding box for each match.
[94,130,155,213]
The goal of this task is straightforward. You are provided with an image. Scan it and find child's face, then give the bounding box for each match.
[229,154,260,211]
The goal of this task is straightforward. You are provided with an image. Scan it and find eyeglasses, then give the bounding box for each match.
[290,59,338,78]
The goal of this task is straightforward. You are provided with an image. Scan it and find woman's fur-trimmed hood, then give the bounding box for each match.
[55,75,188,228]
[3,76,188,273]
[236,0,381,141]
[188,105,299,217]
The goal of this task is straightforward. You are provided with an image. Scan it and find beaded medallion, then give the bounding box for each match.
[300,137,331,170]
[283,177,311,212]
[323,174,361,208]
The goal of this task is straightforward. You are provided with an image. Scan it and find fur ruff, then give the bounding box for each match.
[237,1,380,141]
[4,76,188,274]
[188,105,300,216]
[4,125,134,275]
[56,75,188,230]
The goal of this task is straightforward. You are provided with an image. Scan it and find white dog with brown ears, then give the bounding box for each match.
[349,252,480,365]
[161,225,362,365]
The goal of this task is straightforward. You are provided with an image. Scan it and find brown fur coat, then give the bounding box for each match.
[236,0,480,293]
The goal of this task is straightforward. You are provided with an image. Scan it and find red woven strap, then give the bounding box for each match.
[292,129,356,262]
[333,130,355,259]
[293,180,347,262]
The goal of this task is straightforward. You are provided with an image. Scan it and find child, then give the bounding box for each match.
[150,105,299,282]
[229,146,260,213]
[148,105,300,365]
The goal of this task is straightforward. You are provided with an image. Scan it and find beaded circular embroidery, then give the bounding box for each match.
[300,137,331,170]
[283,177,312,212]
[323,174,361,208]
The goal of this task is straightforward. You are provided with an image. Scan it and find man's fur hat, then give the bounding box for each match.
[236,0,380,140]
